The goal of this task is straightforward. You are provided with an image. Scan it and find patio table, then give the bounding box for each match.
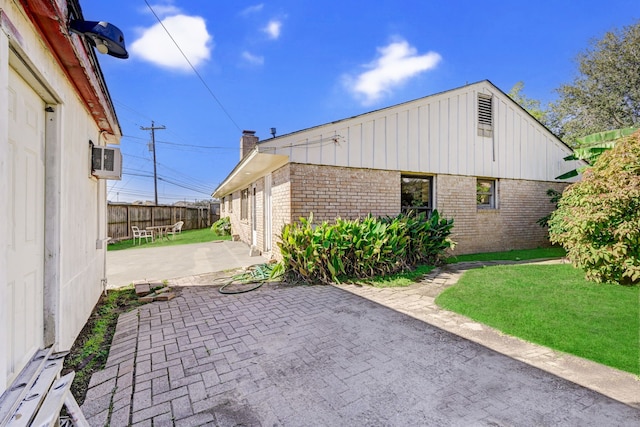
[146,225,173,240]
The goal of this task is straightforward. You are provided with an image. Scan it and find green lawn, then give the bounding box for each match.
[435,263,640,374]
[108,227,230,251]
[348,264,435,288]
[446,247,566,263]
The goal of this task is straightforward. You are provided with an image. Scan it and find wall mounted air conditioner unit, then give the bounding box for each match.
[91,145,122,179]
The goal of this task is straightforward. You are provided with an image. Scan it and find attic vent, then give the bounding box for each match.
[477,94,493,137]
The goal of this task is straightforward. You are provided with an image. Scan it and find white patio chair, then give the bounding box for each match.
[166,221,184,239]
[132,225,153,245]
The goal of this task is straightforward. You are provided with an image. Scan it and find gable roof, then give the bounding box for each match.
[213,80,576,198]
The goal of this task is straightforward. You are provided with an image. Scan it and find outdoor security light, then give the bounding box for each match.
[69,20,129,59]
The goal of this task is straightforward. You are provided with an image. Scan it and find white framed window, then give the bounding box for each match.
[477,179,497,209]
[240,188,249,220]
[401,175,433,216]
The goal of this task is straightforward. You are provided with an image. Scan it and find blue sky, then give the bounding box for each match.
[80,1,639,204]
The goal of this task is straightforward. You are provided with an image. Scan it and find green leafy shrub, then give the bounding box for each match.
[382,210,455,266]
[211,216,231,236]
[536,188,562,228]
[549,131,640,285]
[273,211,454,284]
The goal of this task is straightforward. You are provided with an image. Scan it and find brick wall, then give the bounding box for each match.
[254,179,265,252]
[437,175,567,254]
[224,164,567,259]
[289,163,399,221]
[225,190,251,244]
[270,165,292,258]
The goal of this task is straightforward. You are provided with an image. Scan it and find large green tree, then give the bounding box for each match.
[507,81,549,124]
[549,20,640,145]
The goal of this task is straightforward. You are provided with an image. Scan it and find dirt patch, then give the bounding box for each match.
[62,287,143,405]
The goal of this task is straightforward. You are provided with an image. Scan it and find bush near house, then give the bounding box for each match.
[211,216,231,236]
[274,211,454,284]
[549,131,640,285]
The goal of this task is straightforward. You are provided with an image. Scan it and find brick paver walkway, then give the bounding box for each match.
[82,262,640,426]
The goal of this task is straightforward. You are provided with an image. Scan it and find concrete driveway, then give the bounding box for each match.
[83,257,640,426]
[107,240,267,289]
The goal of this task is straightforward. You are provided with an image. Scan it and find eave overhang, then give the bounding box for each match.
[17,0,121,138]
[212,149,289,198]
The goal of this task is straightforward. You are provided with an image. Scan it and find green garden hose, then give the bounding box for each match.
[217,263,279,294]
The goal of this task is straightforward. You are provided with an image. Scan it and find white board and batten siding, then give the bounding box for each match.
[259,81,573,182]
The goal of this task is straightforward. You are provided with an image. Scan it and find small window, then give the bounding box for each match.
[221,197,225,213]
[401,176,433,216]
[477,179,496,209]
[477,94,493,137]
[240,189,249,220]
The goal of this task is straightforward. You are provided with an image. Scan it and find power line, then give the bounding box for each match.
[157,140,237,150]
[121,134,237,151]
[121,156,215,193]
[144,0,242,132]
[158,177,212,196]
[121,171,213,195]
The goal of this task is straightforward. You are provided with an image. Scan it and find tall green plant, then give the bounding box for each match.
[382,210,455,265]
[549,131,640,285]
[210,216,231,235]
[273,211,454,285]
[556,127,638,179]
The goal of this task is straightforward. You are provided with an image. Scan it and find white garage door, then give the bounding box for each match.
[5,67,45,385]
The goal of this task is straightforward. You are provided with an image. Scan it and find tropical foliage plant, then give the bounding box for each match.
[210,216,231,236]
[539,127,636,228]
[548,131,640,285]
[273,211,454,284]
[556,127,638,179]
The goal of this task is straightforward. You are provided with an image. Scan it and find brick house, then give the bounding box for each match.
[212,80,577,258]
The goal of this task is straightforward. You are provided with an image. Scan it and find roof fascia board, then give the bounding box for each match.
[212,149,289,198]
[18,0,121,137]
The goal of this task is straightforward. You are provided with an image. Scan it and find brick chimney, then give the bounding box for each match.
[240,130,258,160]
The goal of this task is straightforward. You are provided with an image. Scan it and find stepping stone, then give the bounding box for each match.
[149,282,165,291]
[139,294,156,303]
[135,283,151,296]
[155,292,175,301]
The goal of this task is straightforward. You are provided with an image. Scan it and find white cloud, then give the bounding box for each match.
[241,4,264,16]
[242,51,264,65]
[344,39,442,105]
[263,19,282,39]
[130,15,213,72]
[141,1,181,18]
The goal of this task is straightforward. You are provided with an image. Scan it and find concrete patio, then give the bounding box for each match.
[106,240,267,289]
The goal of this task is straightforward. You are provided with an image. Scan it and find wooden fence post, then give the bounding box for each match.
[127,205,131,240]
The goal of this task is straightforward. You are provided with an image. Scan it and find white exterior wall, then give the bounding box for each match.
[259,81,576,182]
[58,98,109,349]
[0,5,10,394]
[0,0,115,393]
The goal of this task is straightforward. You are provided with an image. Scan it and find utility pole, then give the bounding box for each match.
[140,121,165,205]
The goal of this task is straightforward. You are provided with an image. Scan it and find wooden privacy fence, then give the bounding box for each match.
[108,204,219,241]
